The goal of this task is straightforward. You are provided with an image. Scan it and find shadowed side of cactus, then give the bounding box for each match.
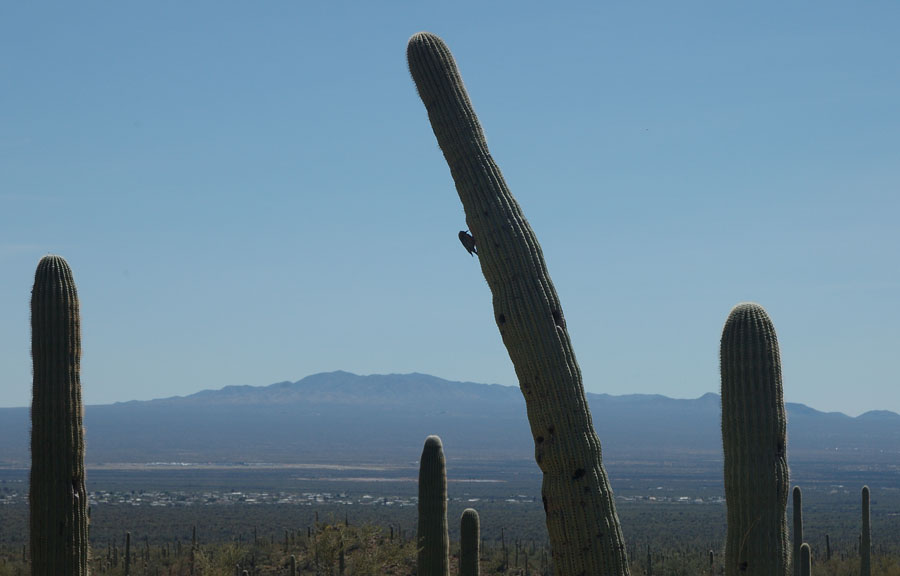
[861,486,871,576]
[30,254,89,576]
[459,508,480,576]
[793,486,802,576]
[417,435,449,576]
[720,302,789,576]
[407,31,628,576]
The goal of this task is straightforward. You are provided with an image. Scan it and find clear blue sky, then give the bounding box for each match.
[2,2,898,416]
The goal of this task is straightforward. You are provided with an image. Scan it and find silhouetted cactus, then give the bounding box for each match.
[407,31,629,576]
[720,303,789,576]
[459,508,480,576]
[29,254,89,576]
[799,543,811,576]
[125,531,131,576]
[793,486,802,576]
[861,486,871,576]
[417,435,449,576]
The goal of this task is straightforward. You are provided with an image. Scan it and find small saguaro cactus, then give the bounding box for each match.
[459,508,481,576]
[125,531,132,576]
[861,486,871,576]
[29,255,89,576]
[799,543,811,576]
[417,435,449,576]
[720,303,789,576]
[407,31,628,576]
[793,486,803,576]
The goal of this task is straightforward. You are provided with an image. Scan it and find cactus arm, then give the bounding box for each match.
[407,31,629,576]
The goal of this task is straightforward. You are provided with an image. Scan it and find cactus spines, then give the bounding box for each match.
[861,485,871,576]
[417,435,449,576]
[29,254,89,576]
[720,302,789,576]
[459,508,480,576]
[793,486,802,576]
[407,31,629,576]
[799,543,811,576]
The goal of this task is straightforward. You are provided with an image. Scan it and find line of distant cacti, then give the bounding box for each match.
[788,483,873,576]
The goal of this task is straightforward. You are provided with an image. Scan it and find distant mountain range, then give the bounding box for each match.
[1,371,898,467]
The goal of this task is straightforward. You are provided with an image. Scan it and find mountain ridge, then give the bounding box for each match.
[104,370,892,420]
[1,371,897,466]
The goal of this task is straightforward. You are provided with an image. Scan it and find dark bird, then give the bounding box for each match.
[458,230,477,256]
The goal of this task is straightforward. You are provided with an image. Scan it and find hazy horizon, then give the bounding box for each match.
[0,369,894,419]
[2,3,898,416]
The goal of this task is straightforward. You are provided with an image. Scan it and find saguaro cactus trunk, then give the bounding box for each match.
[720,303,789,576]
[417,435,449,576]
[861,485,871,576]
[793,486,802,576]
[799,543,811,576]
[407,31,629,576]
[459,508,480,576]
[30,255,89,575]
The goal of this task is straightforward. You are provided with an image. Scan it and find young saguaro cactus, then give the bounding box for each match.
[459,508,480,576]
[30,254,89,576]
[720,303,789,576]
[861,485,871,576]
[407,31,629,576]
[125,531,131,576]
[793,486,803,576]
[799,543,811,576]
[417,435,449,576]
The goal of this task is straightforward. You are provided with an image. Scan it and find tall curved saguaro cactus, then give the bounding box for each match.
[720,302,789,576]
[417,435,449,576]
[459,508,480,576]
[407,31,629,576]
[861,485,871,576]
[30,255,89,575]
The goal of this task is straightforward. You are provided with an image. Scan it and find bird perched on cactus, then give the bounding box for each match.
[458,230,477,256]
